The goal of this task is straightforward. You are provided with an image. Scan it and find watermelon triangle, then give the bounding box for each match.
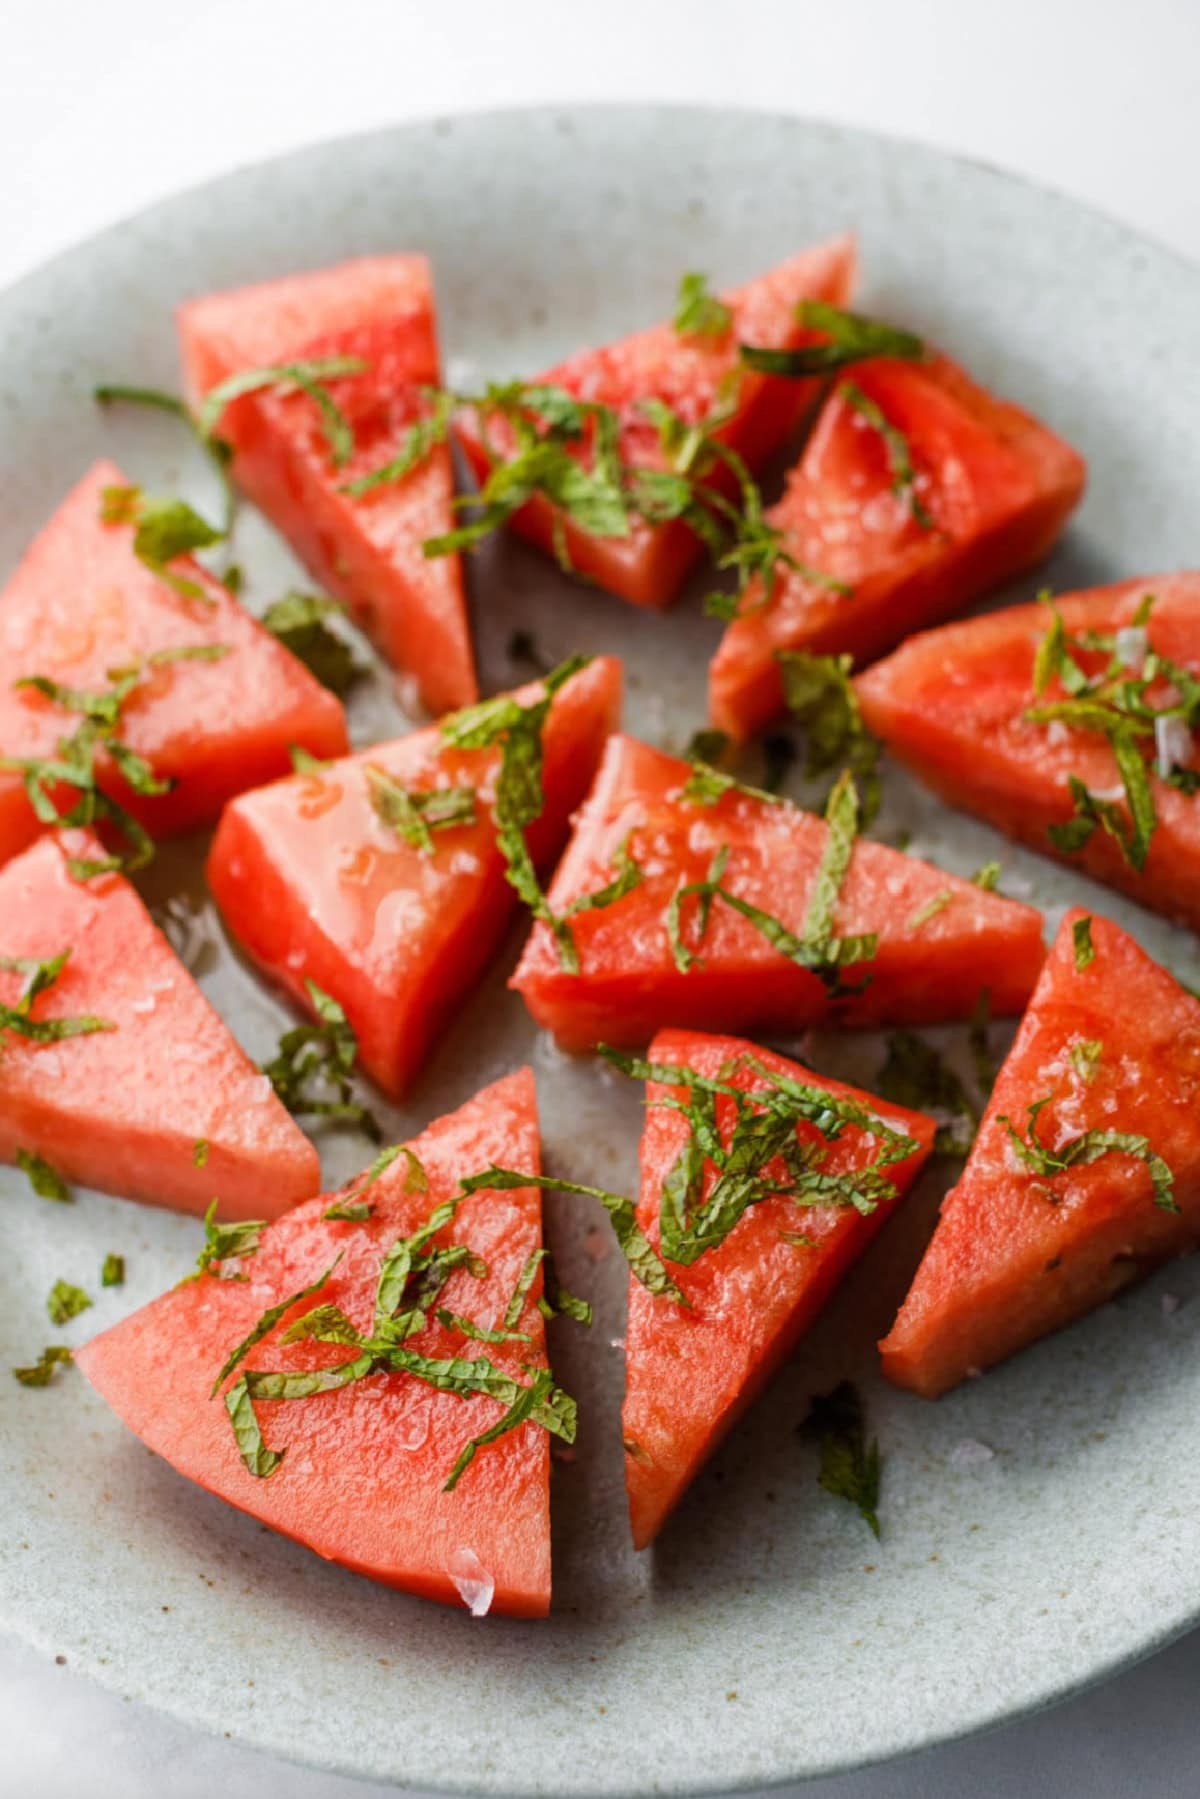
[622,1029,935,1546]
[511,734,1045,1049]
[75,1069,556,1616]
[455,238,857,608]
[178,254,477,716]
[880,908,1200,1396]
[0,829,318,1216]
[709,350,1085,740]
[857,573,1200,930]
[0,461,349,868]
[207,656,622,1099]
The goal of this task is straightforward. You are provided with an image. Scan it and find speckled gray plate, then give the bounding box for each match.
[2,106,1200,1798]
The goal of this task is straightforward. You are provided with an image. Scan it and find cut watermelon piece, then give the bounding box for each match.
[455,238,856,609]
[0,462,349,869]
[208,657,622,1099]
[880,908,1200,1396]
[511,734,1045,1049]
[622,1029,935,1546]
[709,351,1086,740]
[76,1069,558,1616]
[0,829,318,1216]
[178,254,476,716]
[856,573,1200,930]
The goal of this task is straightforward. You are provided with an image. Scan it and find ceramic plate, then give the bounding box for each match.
[2,107,1200,1798]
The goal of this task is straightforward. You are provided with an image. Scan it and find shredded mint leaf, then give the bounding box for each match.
[280,1302,366,1347]
[210,1259,341,1397]
[998,1096,1177,1213]
[197,357,367,467]
[539,1255,593,1326]
[224,1374,286,1477]
[323,1198,372,1222]
[907,889,953,931]
[0,949,115,1045]
[100,483,225,600]
[290,744,330,775]
[261,592,361,695]
[741,301,924,378]
[777,651,882,822]
[340,387,456,495]
[184,1200,266,1284]
[261,979,379,1141]
[665,777,876,992]
[94,382,236,533]
[840,381,934,529]
[1026,594,1198,873]
[800,1381,881,1537]
[435,1308,531,1345]
[193,1139,209,1168]
[101,1253,125,1287]
[673,272,733,338]
[365,763,476,854]
[503,1250,546,1329]
[562,834,645,924]
[46,1279,92,1326]
[441,654,591,970]
[877,1031,975,1157]
[5,647,227,877]
[679,751,781,810]
[971,861,1002,891]
[1071,1038,1104,1083]
[13,1345,72,1388]
[603,1047,915,1264]
[15,1148,71,1203]
[1073,915,1096,970]
[459,1165,686,1304]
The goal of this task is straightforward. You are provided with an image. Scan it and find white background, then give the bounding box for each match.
[3,1,1200,1794]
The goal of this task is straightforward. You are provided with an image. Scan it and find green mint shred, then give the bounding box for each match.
[740,300,924,379]
[261,979,379,1141]
[800,1381,881,1537]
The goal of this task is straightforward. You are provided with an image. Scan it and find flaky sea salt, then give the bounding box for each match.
[1155,715,1193,779]
[1114,625,1148,670]
[950,1438,995,1468]
[447,1546,494,1618]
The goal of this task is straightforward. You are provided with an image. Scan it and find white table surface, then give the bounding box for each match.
[4,1,1199,1794]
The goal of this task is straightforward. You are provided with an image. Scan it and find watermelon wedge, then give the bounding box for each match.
[455,238,856,608]
[622,1029,935,1546]
[0,461,348,869]
[880,909,1200,1397]
[511,734,1045,1049]
[76,1069,561,1616]
[0,829,318,1216]
[709,350,1086,740]
[856,573,1200,930]
[207,656,622,1100]
[178,254,476,716]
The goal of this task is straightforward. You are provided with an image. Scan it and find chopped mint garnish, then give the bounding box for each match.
[800,1380,881,1537]
[261,979,379,1140]
[740,301,924,379]
[15,1148,71,1203]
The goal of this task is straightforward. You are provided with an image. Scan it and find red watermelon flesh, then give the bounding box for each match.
[709,351,1086,741]
[0,461,348,869]
[623,1029,935,1547]
[75,1069,557,1617]
[0,829,318,1216]
[511,734,1045,1050]
[207,656,622,1100]
[856,573,1200,930]
[455,238,857,609]
[178,254,476,716]
[880,908,1200,1397]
